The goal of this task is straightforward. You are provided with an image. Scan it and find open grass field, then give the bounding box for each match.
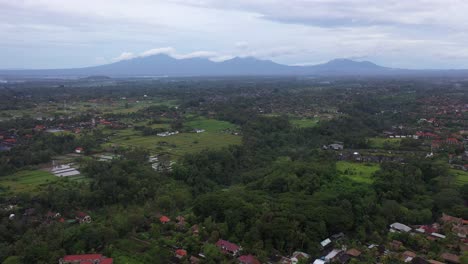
[291,118,320,128]
[368,137,401,149]
[106,117,241,156]
[450,169,468,186]
[0,170,58,194]
[336,161,380,184]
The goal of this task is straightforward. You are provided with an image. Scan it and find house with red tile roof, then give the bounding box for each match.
[215,239,241,256]
[75,212,92,224]
[238,254,261,264]
[34,125,46,131]
[175,249,187,259]
[159,215,170,224]
[59,254,113,264]
[75,147,84,154]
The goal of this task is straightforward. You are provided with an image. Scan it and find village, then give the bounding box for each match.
[0,78,467,263]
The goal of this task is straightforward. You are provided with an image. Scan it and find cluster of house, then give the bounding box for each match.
[8,208,92,226]
[322,142,344,151]
[157,131,179,137]
[98,119,127,129]
[59,253,113,264]
[193,129,205,133]
[383,131,419,139]
[337,151,405,164]
[0,130,19,151]
[50,162,81,177]
[383,214,467,264]
[431,138,464,150]
[149,155,175,172]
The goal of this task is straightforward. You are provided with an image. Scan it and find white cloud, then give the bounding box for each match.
[140,47,177,57]
[112,47,227,62]
[1,0,468,68]
[112,52,136,62]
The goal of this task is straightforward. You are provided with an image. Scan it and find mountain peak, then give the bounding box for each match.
[317,58,384,71]
[0,55,410,77]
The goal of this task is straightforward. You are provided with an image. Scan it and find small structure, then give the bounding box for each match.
[238,254,261,264]
[430,232,446,239]
[194,129,205,133]
[322,142,344,150]
[51,164,81,177]
[190,256,200,264]
[75,147,84,154]
[215,239,241,256]
[76,212,92,224]
[159,215,170,224]
[191,224,200,236]
[390,222,411,233]
[321,238,332,248]
[175,249,187,259]
[346,248,361,258]
[313,260,326,264]
[324,249,342,263]
[440,253,460,264]
[59,254,113,264]
[389,240,403,250]
[402,251,417,262]
[291,251,309,264]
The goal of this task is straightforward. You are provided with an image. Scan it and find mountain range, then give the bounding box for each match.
[1,54,467,77]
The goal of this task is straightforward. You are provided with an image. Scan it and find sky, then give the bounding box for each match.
[1,0,468,69]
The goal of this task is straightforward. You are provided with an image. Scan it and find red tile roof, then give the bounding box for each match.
[62,254,103,261]
[216,239,240,253]
[175,249,187,257]
[238,254,261,264]
[160,215,170,223]
[61,254,113,264]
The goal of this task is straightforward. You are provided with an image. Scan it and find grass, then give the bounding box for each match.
[368,137,401,149]
[105,117,241,156]
[336,161,380,184]
[450,169,468,186]
[291,118,320,128]
[0,170,58,194]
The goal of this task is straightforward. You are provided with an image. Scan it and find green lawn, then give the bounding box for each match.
[450,169,468,186]
[336,161,380,184]
[0,170,58,194]
[291,118,320,128]
[106,118,241,156]
[368,137,401,149]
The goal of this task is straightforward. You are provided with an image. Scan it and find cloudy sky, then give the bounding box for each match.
[1,0,468,69]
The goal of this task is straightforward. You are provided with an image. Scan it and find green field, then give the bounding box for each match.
[336,161,380,184]
[106,118,241,156]
[0,170,58,194]
[368,137,401,149]
[0,98,179,121]
[450,169,468,186]
[291,118,320,128]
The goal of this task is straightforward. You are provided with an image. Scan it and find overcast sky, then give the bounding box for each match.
[1,0,468,69]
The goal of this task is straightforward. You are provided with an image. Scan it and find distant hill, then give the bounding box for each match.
[1,54,467,77]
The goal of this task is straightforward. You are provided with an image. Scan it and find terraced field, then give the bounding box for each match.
[106,117,241,156]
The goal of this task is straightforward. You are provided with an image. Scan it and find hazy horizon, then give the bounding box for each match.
[2,1,468,70]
